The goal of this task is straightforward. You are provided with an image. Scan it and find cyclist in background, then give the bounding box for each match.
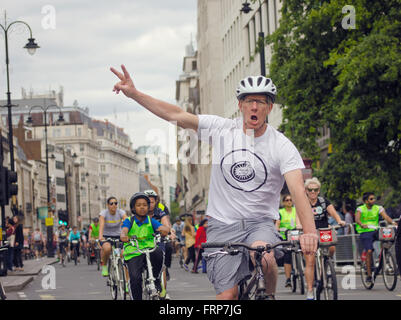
[56,225,69,264]
[172,218,184,255]
[302,177,346,300]
[275,194,300,288]
[121,192,170,300]
[98,196,128,277]
[89,217,100,254]
[355,192,397,286]
[69,226,81,263]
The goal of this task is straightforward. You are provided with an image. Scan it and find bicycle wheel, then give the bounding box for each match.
[0,281,6,300]
[96,249,101,271]
[360,258,374,290]
[108,261,118,300]
[87,249,92,265]
[117,259,127,300]
[319,258,337,300]
[142,269,150,300]
[73,247,78,265]
[382,249,397,291]
[179,247,184,268]
[295,253,305,295]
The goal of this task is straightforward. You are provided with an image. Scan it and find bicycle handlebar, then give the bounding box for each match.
[202,240,293,252]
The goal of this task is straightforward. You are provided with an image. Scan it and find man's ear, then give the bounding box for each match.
[238,100,243,113]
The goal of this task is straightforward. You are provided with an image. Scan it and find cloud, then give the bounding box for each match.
[0,0,197,154]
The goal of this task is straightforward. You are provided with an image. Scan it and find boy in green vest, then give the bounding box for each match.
[120,192,170,300]
[355,192,397,285]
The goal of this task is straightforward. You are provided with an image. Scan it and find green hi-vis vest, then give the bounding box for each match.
[356,204,380,234]
[279,207,296,240]
[123,216,155,261]
[90,223,100,238]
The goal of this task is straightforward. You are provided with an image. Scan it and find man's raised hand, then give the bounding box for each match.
[110,64,136,98]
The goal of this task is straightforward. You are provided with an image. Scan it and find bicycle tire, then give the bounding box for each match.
[320,258,337,300]
[73,247,78,265]
[0,281,6,300]
[87,249,91,265]
[382,249,397,291]
[117,259,127,300]
[295,253,305,295]
[360,259,375,290]
[108,260,118,300]
[142,269,150,300]
[96,249,101,271]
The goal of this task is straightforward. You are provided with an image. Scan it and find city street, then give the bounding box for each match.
[4,254,401,301]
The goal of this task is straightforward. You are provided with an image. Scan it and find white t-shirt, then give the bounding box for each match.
[197,115,305,224]
[100,208,126,236]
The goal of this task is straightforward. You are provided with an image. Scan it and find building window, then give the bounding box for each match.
[192,60,197,70]
[101,177,106,184]
[100,165,106,172]
[82,203,86,213]
[145,158,149,172]
[56,177,65,186]
[80,158,85,167]
[77,128,82,137]
[56,193,66,203]
[80,144,85,152]
[55,161,64,170]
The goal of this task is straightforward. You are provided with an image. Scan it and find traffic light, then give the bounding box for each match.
[0,167,6,206]
[6,169,18,202]
[58,210,68,226]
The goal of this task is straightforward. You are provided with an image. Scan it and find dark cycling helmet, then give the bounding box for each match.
[93,217,99,223]
[129,192,150,214]
[236,76,277,103]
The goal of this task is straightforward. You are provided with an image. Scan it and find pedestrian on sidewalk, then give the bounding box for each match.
[182,217,196,272]
[32,228,45,260]
[13,216,24,271]
[6,218,15,271]
[192,219,208,273]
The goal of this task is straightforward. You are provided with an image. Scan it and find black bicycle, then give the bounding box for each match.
[280,228,305,295]
[360,223,398,291]
[71,240,80,265]
[202,240,293,300]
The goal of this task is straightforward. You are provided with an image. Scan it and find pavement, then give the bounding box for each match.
[1,257,58,292]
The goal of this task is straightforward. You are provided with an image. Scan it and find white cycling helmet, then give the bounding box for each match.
[144,189,158,198]
[236,76,277,102]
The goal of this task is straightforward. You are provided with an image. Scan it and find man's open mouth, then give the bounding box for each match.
[251,115,258,121]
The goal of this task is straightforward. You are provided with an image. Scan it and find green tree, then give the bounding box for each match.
[267,0,401,204]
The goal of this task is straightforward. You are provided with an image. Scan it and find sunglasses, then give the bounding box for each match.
[307,188,319,192]
[284,199,292,202]
[368,198,375,201]
[108,202,118,205]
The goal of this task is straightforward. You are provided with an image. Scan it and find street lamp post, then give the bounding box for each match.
[0,12,39,213]
[86,172,91,224]
[26,105,64,257]
[241,0,266,76]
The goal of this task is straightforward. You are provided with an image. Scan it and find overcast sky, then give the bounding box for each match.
[0,0,197,158]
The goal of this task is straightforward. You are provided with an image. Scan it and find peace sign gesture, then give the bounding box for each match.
[110,64,137,99]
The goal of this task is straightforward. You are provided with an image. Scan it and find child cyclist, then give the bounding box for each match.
[120,192,170,300]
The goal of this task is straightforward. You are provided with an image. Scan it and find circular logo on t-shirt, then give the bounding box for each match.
[220,149,267,192]
[313,206,323,215]
[231,161,255,182]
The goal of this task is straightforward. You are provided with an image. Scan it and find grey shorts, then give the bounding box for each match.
[204,217,281,295]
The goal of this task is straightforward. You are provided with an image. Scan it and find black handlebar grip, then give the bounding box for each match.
[202,242,227,248]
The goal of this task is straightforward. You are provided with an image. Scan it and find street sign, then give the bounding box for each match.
[45,217,54,226]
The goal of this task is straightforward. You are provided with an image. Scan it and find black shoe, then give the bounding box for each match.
[285,278,292,288]
[366,276,372,285]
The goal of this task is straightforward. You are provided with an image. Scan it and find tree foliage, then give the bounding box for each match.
[266,0,401,204]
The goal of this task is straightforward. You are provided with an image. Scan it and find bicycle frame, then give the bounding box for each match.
[202,240,293,300]
[128,235,161,300]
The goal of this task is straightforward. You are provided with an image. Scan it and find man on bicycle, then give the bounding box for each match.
[120,192,170,300]
[99,196,128,277]
[355,192,397,285]
[89,217,100,258]
[57,225,69,264]
[69,226,81,263]
[110,66,318,300]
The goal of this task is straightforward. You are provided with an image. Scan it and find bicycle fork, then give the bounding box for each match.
[144,252,158,298]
